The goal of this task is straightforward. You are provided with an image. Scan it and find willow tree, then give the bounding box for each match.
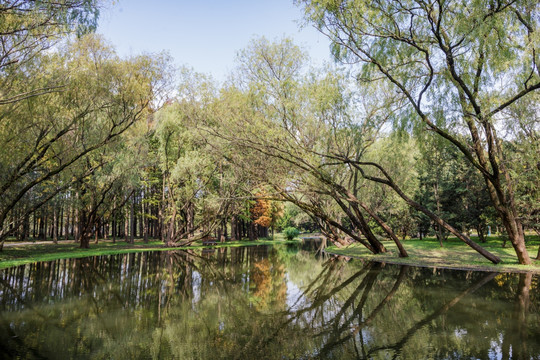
[0,0,100,105]
[0,35,168,250]
[205,38,414,255]
[298,0,540,264]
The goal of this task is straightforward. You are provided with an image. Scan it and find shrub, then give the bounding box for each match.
[283,227,300,240]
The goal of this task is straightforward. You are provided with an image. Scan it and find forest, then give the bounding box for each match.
[0,0,539,266]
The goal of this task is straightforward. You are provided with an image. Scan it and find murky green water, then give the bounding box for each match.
[0,244,538,359]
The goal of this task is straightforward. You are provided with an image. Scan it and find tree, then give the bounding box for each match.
[0,0,100,105]
[415,133,496,244]
[298,0,540,264]
[211,38,409,255]
[0,34,170,250]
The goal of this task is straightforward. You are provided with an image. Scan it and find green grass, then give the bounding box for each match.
[326,235,540,273]
[0,236,299,270]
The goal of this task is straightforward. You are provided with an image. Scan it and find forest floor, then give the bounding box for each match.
[326,235,540,273]
[0,235,296,270]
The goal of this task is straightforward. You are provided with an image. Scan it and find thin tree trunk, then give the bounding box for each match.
[124,205,129,243]
[142,192,149,244]
[52,206,58,244]
[187,201,194,240]
[112,215,116,243]
[59,205,64,239]
[477,225,486,243]
[130,197,135,244]
[32,214,37,239]
[94,217,99,244]
[74,192,80,243]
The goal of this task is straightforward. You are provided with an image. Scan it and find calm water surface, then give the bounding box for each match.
[0,244,538,359]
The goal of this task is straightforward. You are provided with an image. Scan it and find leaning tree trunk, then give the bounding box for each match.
[357,201,408,257]
[350,160,502,264]
[333,195,387,254]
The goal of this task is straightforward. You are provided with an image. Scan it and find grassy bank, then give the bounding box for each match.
[326,235,540,273]
[0,235,298,270]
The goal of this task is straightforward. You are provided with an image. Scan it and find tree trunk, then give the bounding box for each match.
[112,216,116,243]
[166,206,177,246]
[358,201,408,257]
[217,227,223,243]
[74,203,80,243]
[231,215,237,241]
[38,214,45,240]
[248,222,255,241]
[59,205,64,239]
[32,214,37,239]
[124,204,129,243]
[433,224,445,247]
[333,195,387,254]
[186,201,194,240]
[94,217,99,244]
[142,194,149,244]
[130,197,135,244]
[22,212,29,241]
[52,206,58,244]
[500,211,531,264]
[477,225,486,243]
[351,161,501,264]
[160,180,166,242]
[79,210,90,249]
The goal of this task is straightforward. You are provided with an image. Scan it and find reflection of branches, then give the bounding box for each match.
[360,265,409,327]
[297,261,371,314]
[316,264,408,358]
[362,271,498,359]
[262,259,372,349]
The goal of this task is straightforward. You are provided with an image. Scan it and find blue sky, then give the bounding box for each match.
[97,0,334,82]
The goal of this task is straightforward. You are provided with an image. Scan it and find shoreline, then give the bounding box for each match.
[0,238,299,270]
[324,238,540,274]
[2,236,539,274]
[324,249,540,274]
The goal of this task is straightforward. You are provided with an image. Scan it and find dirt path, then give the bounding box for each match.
[4,240,80,247]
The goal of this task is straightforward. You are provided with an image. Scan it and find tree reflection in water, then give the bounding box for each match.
[0,245,538,359]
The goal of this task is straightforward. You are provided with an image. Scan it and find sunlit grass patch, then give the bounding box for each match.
[327,235,540,273]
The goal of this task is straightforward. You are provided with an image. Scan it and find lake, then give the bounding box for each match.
[0,244,538,359]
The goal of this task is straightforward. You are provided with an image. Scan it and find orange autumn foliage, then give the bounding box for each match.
[251,194,272,227]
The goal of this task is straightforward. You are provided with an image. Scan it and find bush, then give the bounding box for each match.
[283,227,300,240]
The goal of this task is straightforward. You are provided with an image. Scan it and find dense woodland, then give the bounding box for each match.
[0,1,539,264]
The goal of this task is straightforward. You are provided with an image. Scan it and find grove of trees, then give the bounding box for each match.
[0,0,538,265]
